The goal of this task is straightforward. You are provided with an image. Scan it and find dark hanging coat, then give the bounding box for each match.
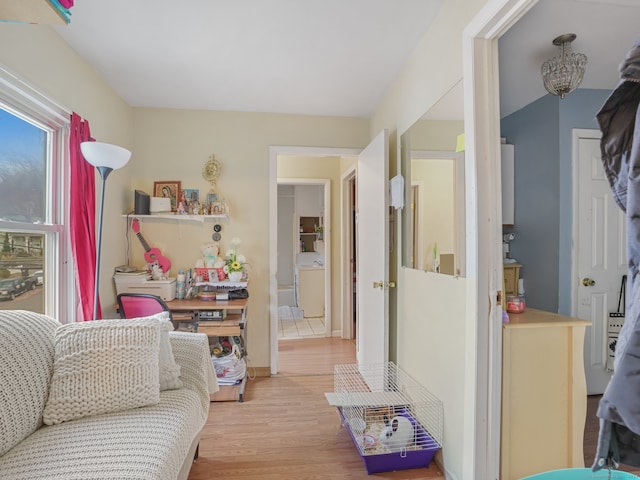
[593,37,640,470]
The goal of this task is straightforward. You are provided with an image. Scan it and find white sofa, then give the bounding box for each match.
[0,310,217,480]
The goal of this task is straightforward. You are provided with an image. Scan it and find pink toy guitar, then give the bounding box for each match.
[131,219,171,272]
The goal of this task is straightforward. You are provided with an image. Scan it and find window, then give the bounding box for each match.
[0,66,71,320]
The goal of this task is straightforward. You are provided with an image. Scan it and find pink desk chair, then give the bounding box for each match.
[117,293,173,321]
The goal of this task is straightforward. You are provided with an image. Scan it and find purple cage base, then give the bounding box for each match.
[339,408,440,474]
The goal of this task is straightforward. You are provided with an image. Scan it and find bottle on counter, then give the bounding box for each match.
[176,270,185,300]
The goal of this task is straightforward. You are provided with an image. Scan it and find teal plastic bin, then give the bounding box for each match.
[522,469,639,479]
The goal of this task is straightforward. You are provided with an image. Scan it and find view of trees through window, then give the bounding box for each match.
[0,108,48,314]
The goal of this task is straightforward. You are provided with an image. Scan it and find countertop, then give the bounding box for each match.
[504,307,590,329]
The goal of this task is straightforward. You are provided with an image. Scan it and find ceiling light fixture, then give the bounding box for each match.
[541,33,587,99]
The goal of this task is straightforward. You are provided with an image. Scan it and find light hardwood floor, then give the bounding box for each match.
[188,337,445,479]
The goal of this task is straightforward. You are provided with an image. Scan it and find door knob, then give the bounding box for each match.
[373,281,396,290]
[582,277,596,287]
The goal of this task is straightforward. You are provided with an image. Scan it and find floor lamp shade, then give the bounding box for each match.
[80,141,131,320]
[81,142,131,170]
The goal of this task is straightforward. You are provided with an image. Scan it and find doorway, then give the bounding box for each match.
[268,146,360,375]
[276,180,330,340]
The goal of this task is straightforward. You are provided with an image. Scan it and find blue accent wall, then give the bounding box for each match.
[500,88,610,314]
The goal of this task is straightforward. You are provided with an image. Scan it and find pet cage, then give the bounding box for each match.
[326,362,443,474]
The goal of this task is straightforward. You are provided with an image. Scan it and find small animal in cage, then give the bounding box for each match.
[379,415,414,452]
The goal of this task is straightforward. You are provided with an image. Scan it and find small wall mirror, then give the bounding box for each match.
[400,81,465,276]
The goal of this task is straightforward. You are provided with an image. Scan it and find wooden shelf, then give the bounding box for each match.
[124,213,229,223]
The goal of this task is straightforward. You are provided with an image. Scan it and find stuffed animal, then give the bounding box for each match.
[149,261,167,280]
[195,242,219,268]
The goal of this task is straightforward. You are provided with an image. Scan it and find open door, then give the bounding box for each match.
[356,129,389,366]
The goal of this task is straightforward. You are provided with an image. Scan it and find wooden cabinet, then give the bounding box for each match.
[299,216,322,252]
[298,267,324,317]
[503,263,521,296]
[502,144,515,225]
[501,309,589,479]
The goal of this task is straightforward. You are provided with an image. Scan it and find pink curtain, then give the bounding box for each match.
[69,113,99,321]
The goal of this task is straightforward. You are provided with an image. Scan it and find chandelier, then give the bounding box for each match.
[541,33,587,99]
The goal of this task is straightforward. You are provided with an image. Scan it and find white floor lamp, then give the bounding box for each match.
[80,141,131,320]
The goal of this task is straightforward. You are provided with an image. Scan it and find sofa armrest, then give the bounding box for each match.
[169,332,218,409]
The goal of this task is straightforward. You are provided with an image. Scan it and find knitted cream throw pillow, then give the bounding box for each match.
[43,318,161,425]
[153,311,183,391]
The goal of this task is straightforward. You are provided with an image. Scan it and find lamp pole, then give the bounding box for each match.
[93,166,113,320]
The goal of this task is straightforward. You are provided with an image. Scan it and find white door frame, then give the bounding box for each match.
[340,165,357,339]
[410,181,425,270]
[269,146,360,374]
[464,0,539,477]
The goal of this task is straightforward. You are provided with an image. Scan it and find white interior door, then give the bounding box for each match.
[356,129,389,366]
[574,130,626,394]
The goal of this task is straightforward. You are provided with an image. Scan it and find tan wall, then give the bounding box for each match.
[0,24,134,317]
[277,155,348,334]
[370,1,489,479]
[409,119,464,151]
[130,109,369,366]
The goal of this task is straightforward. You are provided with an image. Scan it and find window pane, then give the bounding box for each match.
[0,108,46,223]
[0,231,44,313]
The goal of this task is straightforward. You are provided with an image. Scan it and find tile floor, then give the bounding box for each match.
[278,305,325,339]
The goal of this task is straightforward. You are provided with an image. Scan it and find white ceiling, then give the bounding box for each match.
[41,0,640,121]
[52,0,444,118]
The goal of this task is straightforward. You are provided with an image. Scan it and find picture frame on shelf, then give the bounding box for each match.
[211,201,226,215]
[206,193,218,204]
[183,189,199,204]
[154,181,181,212]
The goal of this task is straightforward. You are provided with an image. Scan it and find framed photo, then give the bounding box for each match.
[212,201,226,215]
[183,189,200,205]
[206,193,218,204]
[153,181,181,212]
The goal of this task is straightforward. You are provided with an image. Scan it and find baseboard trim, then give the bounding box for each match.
[252,366,271,377]
[434,450,456,480]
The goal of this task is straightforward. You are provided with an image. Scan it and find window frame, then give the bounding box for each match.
[0,65,74,322]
